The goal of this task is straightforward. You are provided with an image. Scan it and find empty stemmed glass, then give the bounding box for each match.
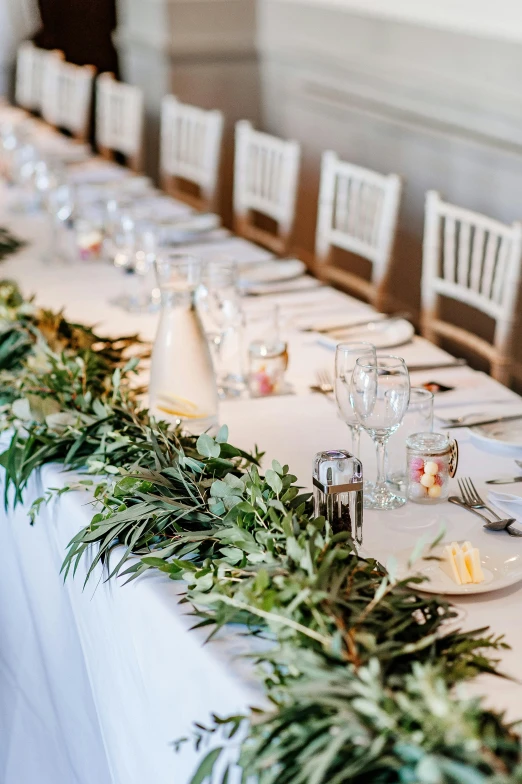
[351,355,410,510]
[199,257,244,398]
[122,226,159,312]
[46,180,74,262]
[334,341,376,459]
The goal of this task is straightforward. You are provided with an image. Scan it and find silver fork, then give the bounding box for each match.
[311,369,334,395]
[458,477,504,521]
[440,413,486,426]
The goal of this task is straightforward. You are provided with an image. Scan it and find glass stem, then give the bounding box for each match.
[48,216,59,262]
[375,436,388,491]
[350,423,361,459]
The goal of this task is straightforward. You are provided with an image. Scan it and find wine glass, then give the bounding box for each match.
[112,211,136,269]
[351,355,410,510]
[386,387,434,499]
[46,180,75,262]
[334,341,376,459]
[199,257,244,398]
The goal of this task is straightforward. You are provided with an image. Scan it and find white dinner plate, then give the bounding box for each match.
[239,259,306,285]
[394,539,522,595]
[469,419,522,453]
[322,318,415,351]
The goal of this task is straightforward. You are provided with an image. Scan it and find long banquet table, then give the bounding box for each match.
[2,125,522,784]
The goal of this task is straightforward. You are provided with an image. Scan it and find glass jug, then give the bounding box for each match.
[149,254,219,434]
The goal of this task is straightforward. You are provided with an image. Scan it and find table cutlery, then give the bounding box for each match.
[448,496,519,534]
[484,520,522,535]
[303,311,412,334]
[445,413,522,429]
[407,359,467,372]
[458,478,505,520]
[310,370,334,396]
[439,412,487,426]
[486,476,522,485]
[247,283,325,298]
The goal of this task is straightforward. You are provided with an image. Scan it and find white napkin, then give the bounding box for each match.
[488,491,522,523]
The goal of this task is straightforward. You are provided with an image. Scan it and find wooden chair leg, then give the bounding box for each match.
[490,357,511,387]
[373,281,388,313]
[421,318,439,346]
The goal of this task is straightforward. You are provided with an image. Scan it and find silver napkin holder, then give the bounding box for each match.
[313,450,363,544]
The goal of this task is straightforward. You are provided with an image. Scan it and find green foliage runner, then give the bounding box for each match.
[0,226,25,262]
[0,278,521,783]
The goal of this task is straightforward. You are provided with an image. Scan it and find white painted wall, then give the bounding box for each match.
[274,0,522,43]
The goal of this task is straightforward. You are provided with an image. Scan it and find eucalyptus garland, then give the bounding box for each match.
[0,278,521,784]
[0,226,25,262]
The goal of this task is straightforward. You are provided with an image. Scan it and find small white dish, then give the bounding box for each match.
[240,259,306,286]
[469,419,522,455]
[395,539,522,595]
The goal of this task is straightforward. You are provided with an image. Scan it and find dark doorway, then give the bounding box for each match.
[34,0,119,75]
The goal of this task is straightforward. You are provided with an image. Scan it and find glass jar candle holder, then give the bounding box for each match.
[247,339,288,397]
[406,432,453,504]
[75,218,104,261]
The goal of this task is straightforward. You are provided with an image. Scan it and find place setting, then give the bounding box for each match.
[392,475,522,596]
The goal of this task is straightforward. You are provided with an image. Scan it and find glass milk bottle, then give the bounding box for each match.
[149,254,219,434]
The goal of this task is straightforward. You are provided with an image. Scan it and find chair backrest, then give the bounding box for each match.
[233,120,301,255]
[422,190,522,383]
[315,150,402,307]
[95,73,144,171]
[159,95,224,211]
[41,58,95,142]
[15,42,61,113]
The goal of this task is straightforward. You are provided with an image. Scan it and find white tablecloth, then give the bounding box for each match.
[2,158,522,783]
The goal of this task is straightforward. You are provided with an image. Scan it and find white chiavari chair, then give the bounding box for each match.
[15,42,63,114]
[160,95,224,212]
[41,58,95,142]
[95,73,144,172]
[422,190,522,385]
[315,150,402,309]
[233,120,301,255]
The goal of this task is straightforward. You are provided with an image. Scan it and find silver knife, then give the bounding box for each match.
[486,476,522,485]
[406,359,467,372]
[305,312,411,334]
[446,413,522,429]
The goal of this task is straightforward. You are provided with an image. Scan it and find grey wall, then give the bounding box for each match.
[257,0,522,322]
[116,0,260,225]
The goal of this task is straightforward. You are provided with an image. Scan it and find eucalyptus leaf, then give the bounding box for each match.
[197,434,221,459]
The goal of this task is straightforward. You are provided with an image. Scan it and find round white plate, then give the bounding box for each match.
[240,259,306,285]
[395,539,522,595]
[331,318,415,350]
[469,419,522,453]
